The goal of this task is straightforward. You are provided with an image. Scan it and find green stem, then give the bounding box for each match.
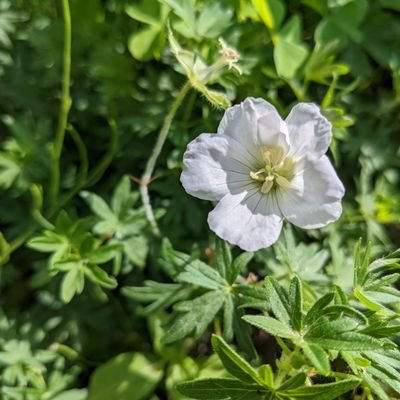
[67,124,89,187]
[52,343,99,367]
[50,0,72,210]
[7,119,118,255]
[53,118,119,215]
[139,82,191,237]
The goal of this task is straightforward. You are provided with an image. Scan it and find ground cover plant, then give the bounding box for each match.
[0,0,400,399]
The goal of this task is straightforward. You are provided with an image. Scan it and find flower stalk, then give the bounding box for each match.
[49,0,72,211]
[139,82,191,237]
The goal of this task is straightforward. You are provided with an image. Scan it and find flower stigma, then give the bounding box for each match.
[250,146,295,194]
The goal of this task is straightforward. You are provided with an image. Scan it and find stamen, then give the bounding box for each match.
[250,145,296,194]
[261,179,274,194]
[276,175,290,189]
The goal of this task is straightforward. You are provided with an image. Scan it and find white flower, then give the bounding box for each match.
[180,97,345,251]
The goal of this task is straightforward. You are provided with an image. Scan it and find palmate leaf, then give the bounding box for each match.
[178,336,360,400]
[343,347,400,399]
[154,240,261,347]
[243,276,397,376]
[353,241,400,314]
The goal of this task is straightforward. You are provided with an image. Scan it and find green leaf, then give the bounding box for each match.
[88,352,164,400]
[211,335,261,385]
[125,2,163,27]
[176,378,265,400]
[61,268,84,303]
[354,240,371,287]
[196,3,232,39]
[215,238,232,279]
[89,243,121,264]
[227,252,254,285]
[123,236,148,268]
[163,291,224,344]
[27,232,66,252]
[162,0,196,26]
[176,260,227,290]
[51,390,88,400]
[84,265,117,289]
[111,175,135,218]
[251,0,285,30]
[274,39,308,79]
[243,315,296,339]
[307,328,388,351]
[128,26,162,62]
[304,293,334,325]
[278,373,306,390]
[303,343,330,375]
[288,276,303,331]
[265,277,291,325]
[80,191,116,222]
[285,378,360,400]
[223,293,234,342]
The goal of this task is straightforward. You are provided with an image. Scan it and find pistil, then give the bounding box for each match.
[249,145,295,194]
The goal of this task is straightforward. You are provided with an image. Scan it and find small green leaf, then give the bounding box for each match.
[123,236,148,268]
[163,291,224,344]
[274,39,308,79]
[89,243,121,264]
[176,261,226,290]
[84,265,117,289]
[265,277,291,325]
[223,294,234,342]
[251,0,285,30]
[227,252,254,285]
[88,352,164,400]
[288,276,303,331]
[177,378,265,400]
[304,292,334,325]
[61,268,84,303]
[278,373,306,390]
[80,191,116,222]
[215,238,232,279]
[303,343,330,375]
[285,378,360,400]
[211,335,262,385]
[128,26,162,62]
[111,175,135,217]
[243,315,296,339]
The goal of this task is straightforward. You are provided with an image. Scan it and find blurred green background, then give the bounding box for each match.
[0,0,399,399]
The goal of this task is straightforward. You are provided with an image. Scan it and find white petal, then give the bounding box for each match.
[180,133,258,201]
[207,190,283,251]
[285,103,332,160]
[218,97,290,157]
[277,156,345,229]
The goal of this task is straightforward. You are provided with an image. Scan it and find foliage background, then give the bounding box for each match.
[0,0,399,399]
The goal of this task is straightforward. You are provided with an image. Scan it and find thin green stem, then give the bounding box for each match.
[54,118,119,215]
[139,82,191,237]
[52,343,99,367]
[67,124,89,187]
[50,0,72,210]
[8,119,118,254]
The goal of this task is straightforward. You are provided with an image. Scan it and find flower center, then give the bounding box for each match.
[249,146,295,194]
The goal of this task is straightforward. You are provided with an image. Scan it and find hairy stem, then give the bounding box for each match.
[49,0,72,210]
[139,82,191,237]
